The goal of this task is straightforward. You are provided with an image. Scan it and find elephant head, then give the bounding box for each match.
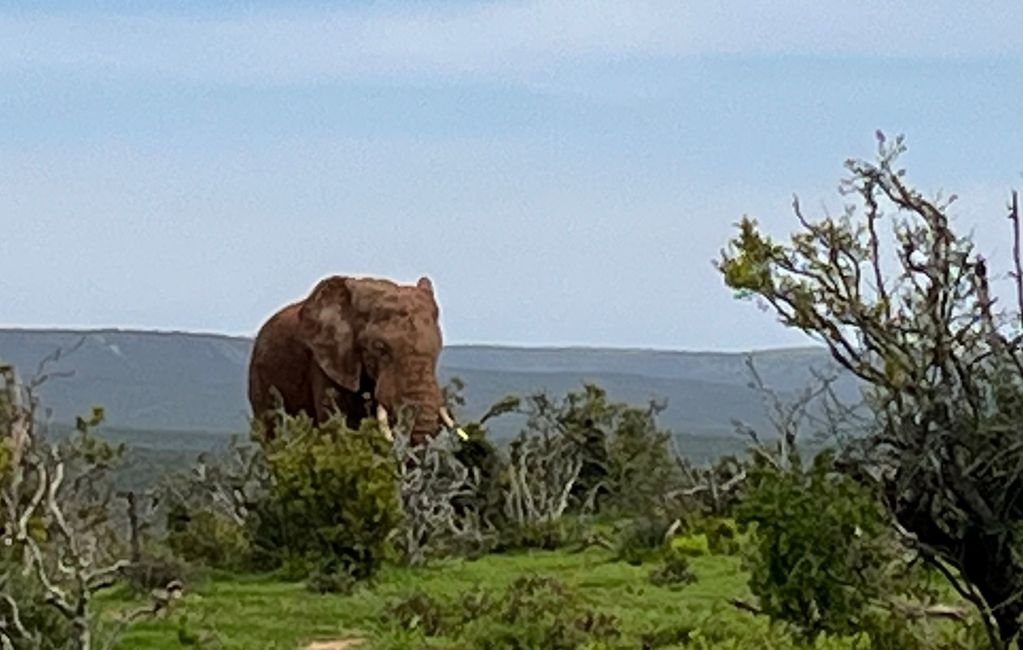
[296,274,457,444]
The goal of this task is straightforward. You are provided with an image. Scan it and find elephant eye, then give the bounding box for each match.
[371,340,391,356]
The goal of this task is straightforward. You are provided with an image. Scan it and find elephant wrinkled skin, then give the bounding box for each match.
[247,275,455,445]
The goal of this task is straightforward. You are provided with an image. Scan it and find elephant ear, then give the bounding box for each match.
[416,276,440,319]
[298,276,362,392]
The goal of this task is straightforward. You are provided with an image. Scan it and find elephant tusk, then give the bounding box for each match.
[439,407,469,441]
[376,404,394,442]
[439,407,456,428]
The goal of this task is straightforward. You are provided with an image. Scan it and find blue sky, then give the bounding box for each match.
[3,1,1023,351]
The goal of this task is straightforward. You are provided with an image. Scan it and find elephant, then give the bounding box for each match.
[247,274,462,445]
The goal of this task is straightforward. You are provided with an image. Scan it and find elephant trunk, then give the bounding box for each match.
[377,399,466,445]
[404,388,442,446]
[392,356,448,445]
[380,357,467,445]
[395,403,468,445]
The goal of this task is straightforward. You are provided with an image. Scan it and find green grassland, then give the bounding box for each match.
[101,547,878,650]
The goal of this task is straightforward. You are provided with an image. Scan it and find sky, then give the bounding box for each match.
[3,1,1023,351]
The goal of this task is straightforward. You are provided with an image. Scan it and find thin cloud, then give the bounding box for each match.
[1,1,1020,85]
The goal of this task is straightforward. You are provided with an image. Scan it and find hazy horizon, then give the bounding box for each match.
[4,2,1023,351]
[0,323,826,354]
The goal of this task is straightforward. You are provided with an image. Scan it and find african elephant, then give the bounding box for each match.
[247,274,460,444]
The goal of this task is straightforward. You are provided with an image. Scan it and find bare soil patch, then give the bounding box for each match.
[304,639,364,650]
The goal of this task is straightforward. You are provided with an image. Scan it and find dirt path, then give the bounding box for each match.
[304,639,364,650]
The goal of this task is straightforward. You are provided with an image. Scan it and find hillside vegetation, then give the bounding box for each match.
[0,328,858,439]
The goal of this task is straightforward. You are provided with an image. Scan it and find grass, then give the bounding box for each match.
[98,546,890,650]
[100,548,747,649]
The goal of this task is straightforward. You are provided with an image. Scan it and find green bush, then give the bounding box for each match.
[497,518,574,552]
[669,516,741,556]
[604,400,680,516]
[461,575,621,650]
[703,517,740,555]
[166,509,250,571]
[381,574,621,650]
[648,548,699,589]
[612,516,673,565]
[305,558,358,595]
[736,449,922,642]
[253,413,402,581]
[670,532,710,557]
[387,590,451,636]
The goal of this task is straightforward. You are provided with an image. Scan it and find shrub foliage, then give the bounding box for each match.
[737,450,914,641]
[719,133,1023,646]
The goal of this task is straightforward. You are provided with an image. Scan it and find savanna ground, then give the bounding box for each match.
[100,547,791,650]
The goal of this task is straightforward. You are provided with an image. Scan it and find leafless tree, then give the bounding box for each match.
[159,435,269,531]
[0,359,175,650]
[501,430,583,530]
[668,453,746,516]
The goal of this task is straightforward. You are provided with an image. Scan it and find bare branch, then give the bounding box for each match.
[718,133,1023,646]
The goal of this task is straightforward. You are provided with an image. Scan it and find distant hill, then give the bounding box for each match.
[0,328,861,450]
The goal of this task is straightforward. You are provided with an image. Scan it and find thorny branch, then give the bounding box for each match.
[0,352,173,650]
[160,438,268,529]
[391,430,493,565]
